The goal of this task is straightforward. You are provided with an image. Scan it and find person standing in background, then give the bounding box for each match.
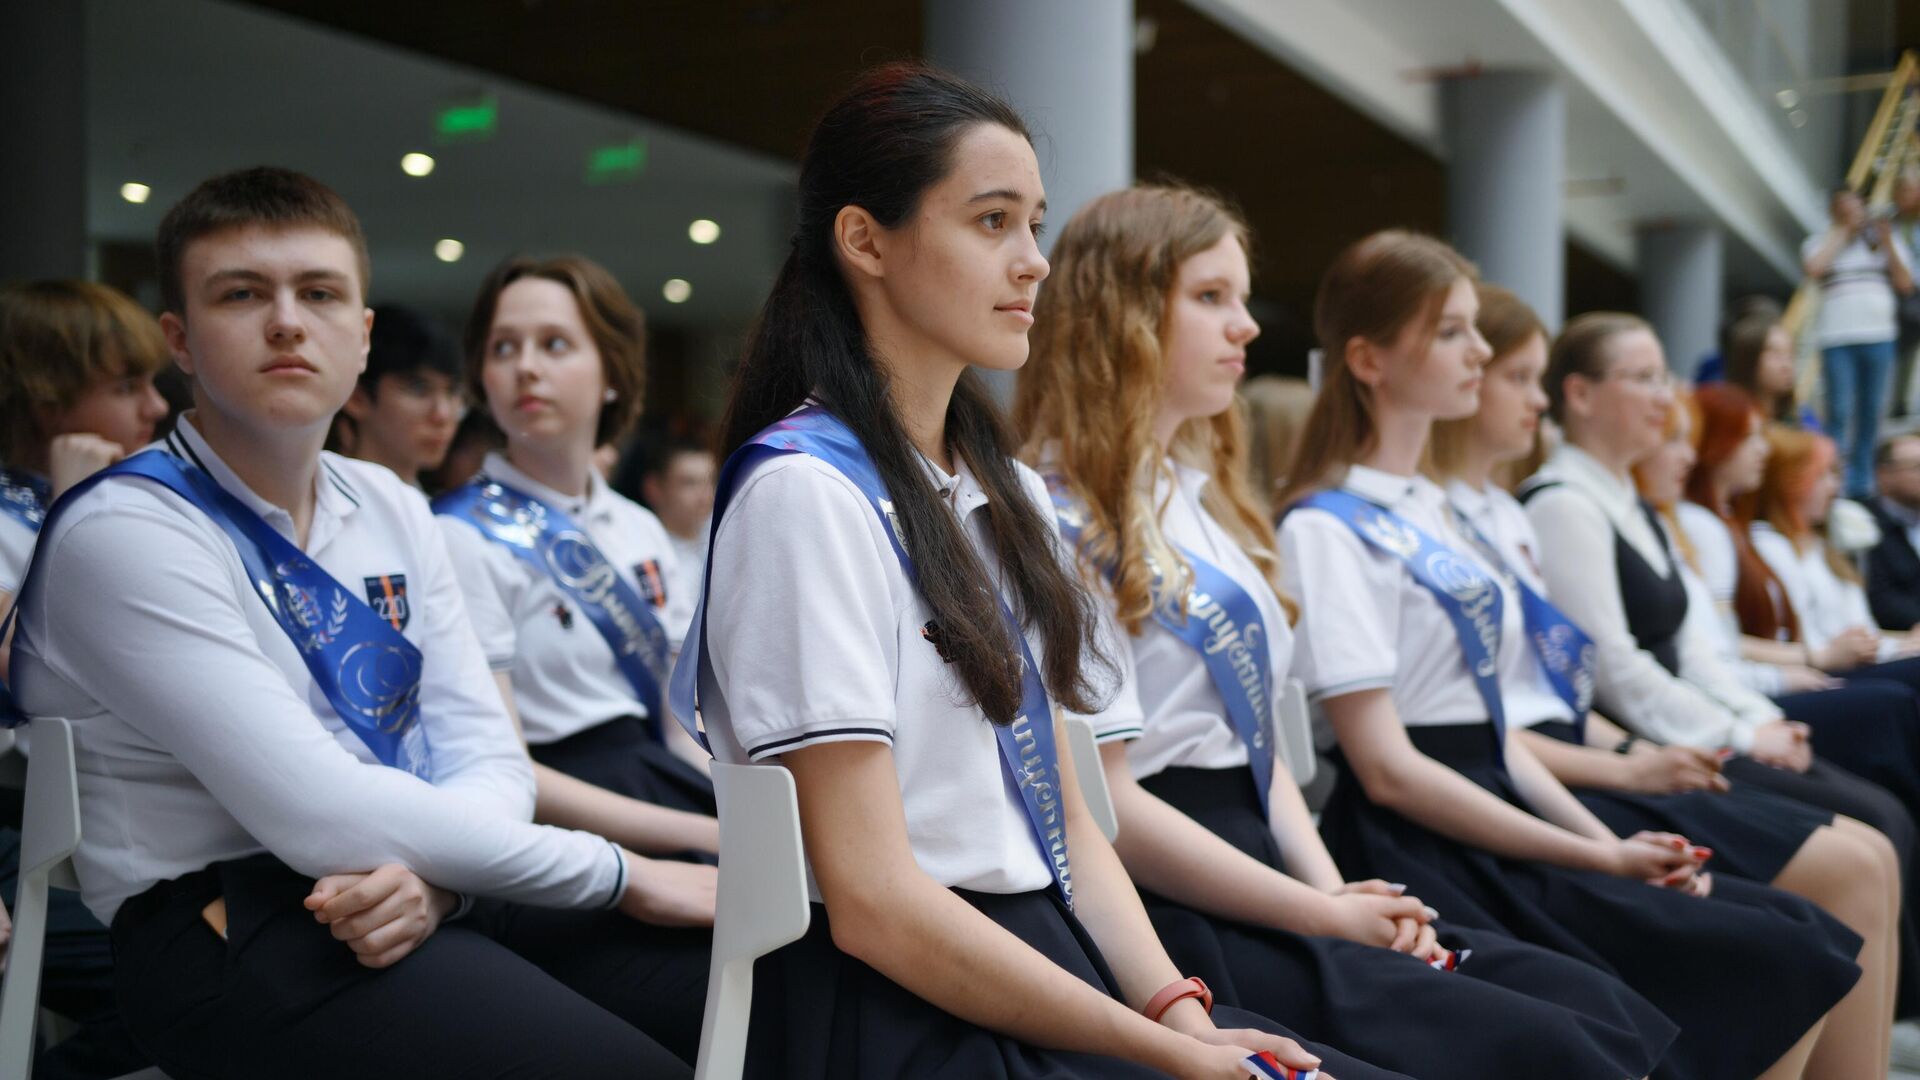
[1803,188,1914,497]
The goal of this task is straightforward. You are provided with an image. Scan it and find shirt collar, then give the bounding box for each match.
[1444,477,1494,522]
[479,450,607,520]
[1542,442,1638,520]
[168,412,358,548]
[916,448,991,519]
[1339,463,1422,510]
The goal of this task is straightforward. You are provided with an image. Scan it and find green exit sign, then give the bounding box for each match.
[435,96,497,143]
[586,138,648,184]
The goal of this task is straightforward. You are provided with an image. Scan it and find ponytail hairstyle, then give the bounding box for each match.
[719,62,1108,724]
[1014,183,1290,633]
[1273,230,1477,511]
[1686,382,1801,641]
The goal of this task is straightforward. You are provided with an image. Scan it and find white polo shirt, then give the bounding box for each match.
[1524,445,1779,750]
[9,418,624,922]
[1072,459,1293,780]
[1280,466,1558,732]
[696,450,1056,897]
[440,451,679,745]
[662,527,708,645]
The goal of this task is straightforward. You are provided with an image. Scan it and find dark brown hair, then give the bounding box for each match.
[463,254,646,448]
[156,166,370,315]
[0,280,170,464]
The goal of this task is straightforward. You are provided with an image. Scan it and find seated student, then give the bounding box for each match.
[1722,299,1820,431]
[330,303,464,488]
[436,254,717,857]
[0,280,168,1079]
[1014,184,1676,1080]
[1868,431,1920,631]
[5,166,716,1080]
[677,64,1402,1080]
[1276,231,1865,1080]
[1752,426,1919,662]
[638,438,716,646]
[1431,283,1900,1065]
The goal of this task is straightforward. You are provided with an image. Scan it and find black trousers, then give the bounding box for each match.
[110,854,707,1079]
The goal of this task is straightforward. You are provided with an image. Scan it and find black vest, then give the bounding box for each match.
[1520,482,1689,674]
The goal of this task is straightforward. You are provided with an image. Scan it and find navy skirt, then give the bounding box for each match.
[744,887,1418,1080]
[530,713,718,862]
[1138,765,1674,1080]
[1320,724,1862,1080]
[1528,720,1831,884]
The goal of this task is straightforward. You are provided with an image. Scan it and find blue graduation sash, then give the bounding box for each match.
[0,467,48,534]
[1,451,431,778]
[1047,479,1278,816]
[434,480,670,734]
[1295,489,1507,761]
[1448,506,1597,741]
[667,405,1074,905]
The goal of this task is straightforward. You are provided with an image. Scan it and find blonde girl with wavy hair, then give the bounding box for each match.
[1016,186,1676,1080]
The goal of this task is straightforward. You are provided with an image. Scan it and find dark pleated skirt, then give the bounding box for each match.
[530,713,718,862]
[1529,720,1831,884]
[1320,724,1863,1080]
[1137,765,1675,1080]
[745,887,1418,1080]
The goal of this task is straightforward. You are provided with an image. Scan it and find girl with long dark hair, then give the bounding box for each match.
[1015,183,1675,1080]
[1277,231,1865,1080]
[674,65,1402,1080]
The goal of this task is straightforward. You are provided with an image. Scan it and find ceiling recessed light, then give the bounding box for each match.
[662,278,692,304]
[120,182,151,204]
[401,152,436,178]
[688,218,721,245]
[435,238,465,263]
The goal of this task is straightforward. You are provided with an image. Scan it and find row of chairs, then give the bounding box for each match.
[0,681,1318,1080]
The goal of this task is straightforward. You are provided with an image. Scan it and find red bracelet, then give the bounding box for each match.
[1144,976,1212,1023]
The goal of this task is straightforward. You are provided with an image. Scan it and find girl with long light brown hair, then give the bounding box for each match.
[1017,186,1671,1080]
[1279,231,1865,1080]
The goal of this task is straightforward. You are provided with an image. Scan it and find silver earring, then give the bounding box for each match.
[603,389,618,403]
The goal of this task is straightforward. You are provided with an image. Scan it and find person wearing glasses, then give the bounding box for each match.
[330,304,465,489]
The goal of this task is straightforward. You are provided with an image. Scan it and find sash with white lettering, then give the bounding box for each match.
[667,405,1074,905]
[1296,489,1507,761]
[0,451,431,778]
[1047,480,1278,815]
[1449,508,1597,741]
[434,480,671,733]
[0,467,48,534]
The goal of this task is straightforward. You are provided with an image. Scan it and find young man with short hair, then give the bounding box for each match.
[6,167,710,1079]
[638,439,715,643]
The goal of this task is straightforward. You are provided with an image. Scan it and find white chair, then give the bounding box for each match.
[0,717,165,1080]
[1275,677,1317,787]
[1064,716,1118,842]
[693,761,811,1080]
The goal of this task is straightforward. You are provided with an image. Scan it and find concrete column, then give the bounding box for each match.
[1636,223,1724,376]
[924,0,1134,399]
[0,2,88,282]
[1442,71,1566,329]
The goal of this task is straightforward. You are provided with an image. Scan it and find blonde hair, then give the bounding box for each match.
[1273,230,1478,512]
[1014,183,1288,633]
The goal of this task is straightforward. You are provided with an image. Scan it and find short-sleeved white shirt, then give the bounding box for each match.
[9,419,623,922]
[439,451,679,745]
[1071,459,1294,779]
[662,528,708,645]
[1803,230,1909,348]
[1280,466,1561,732]
[696,450,1058,897]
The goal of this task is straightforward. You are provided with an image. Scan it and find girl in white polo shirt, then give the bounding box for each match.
[437,254,718,862]
[675,65,1405,1080]
[1013,183,1675,1080]
[1431,283,1900,1073]
[8,167,715,1079]
[1276,230,1864,1080]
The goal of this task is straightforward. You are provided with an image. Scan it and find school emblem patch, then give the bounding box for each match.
[632,559,668,609]
[363,574,411,632]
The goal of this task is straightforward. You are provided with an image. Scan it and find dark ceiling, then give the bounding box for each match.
[238,0,1645,375]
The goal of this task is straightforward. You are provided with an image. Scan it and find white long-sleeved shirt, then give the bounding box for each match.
[1523,445,1778,751]
[1751,522,1902,661]
[9,417,625,922]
